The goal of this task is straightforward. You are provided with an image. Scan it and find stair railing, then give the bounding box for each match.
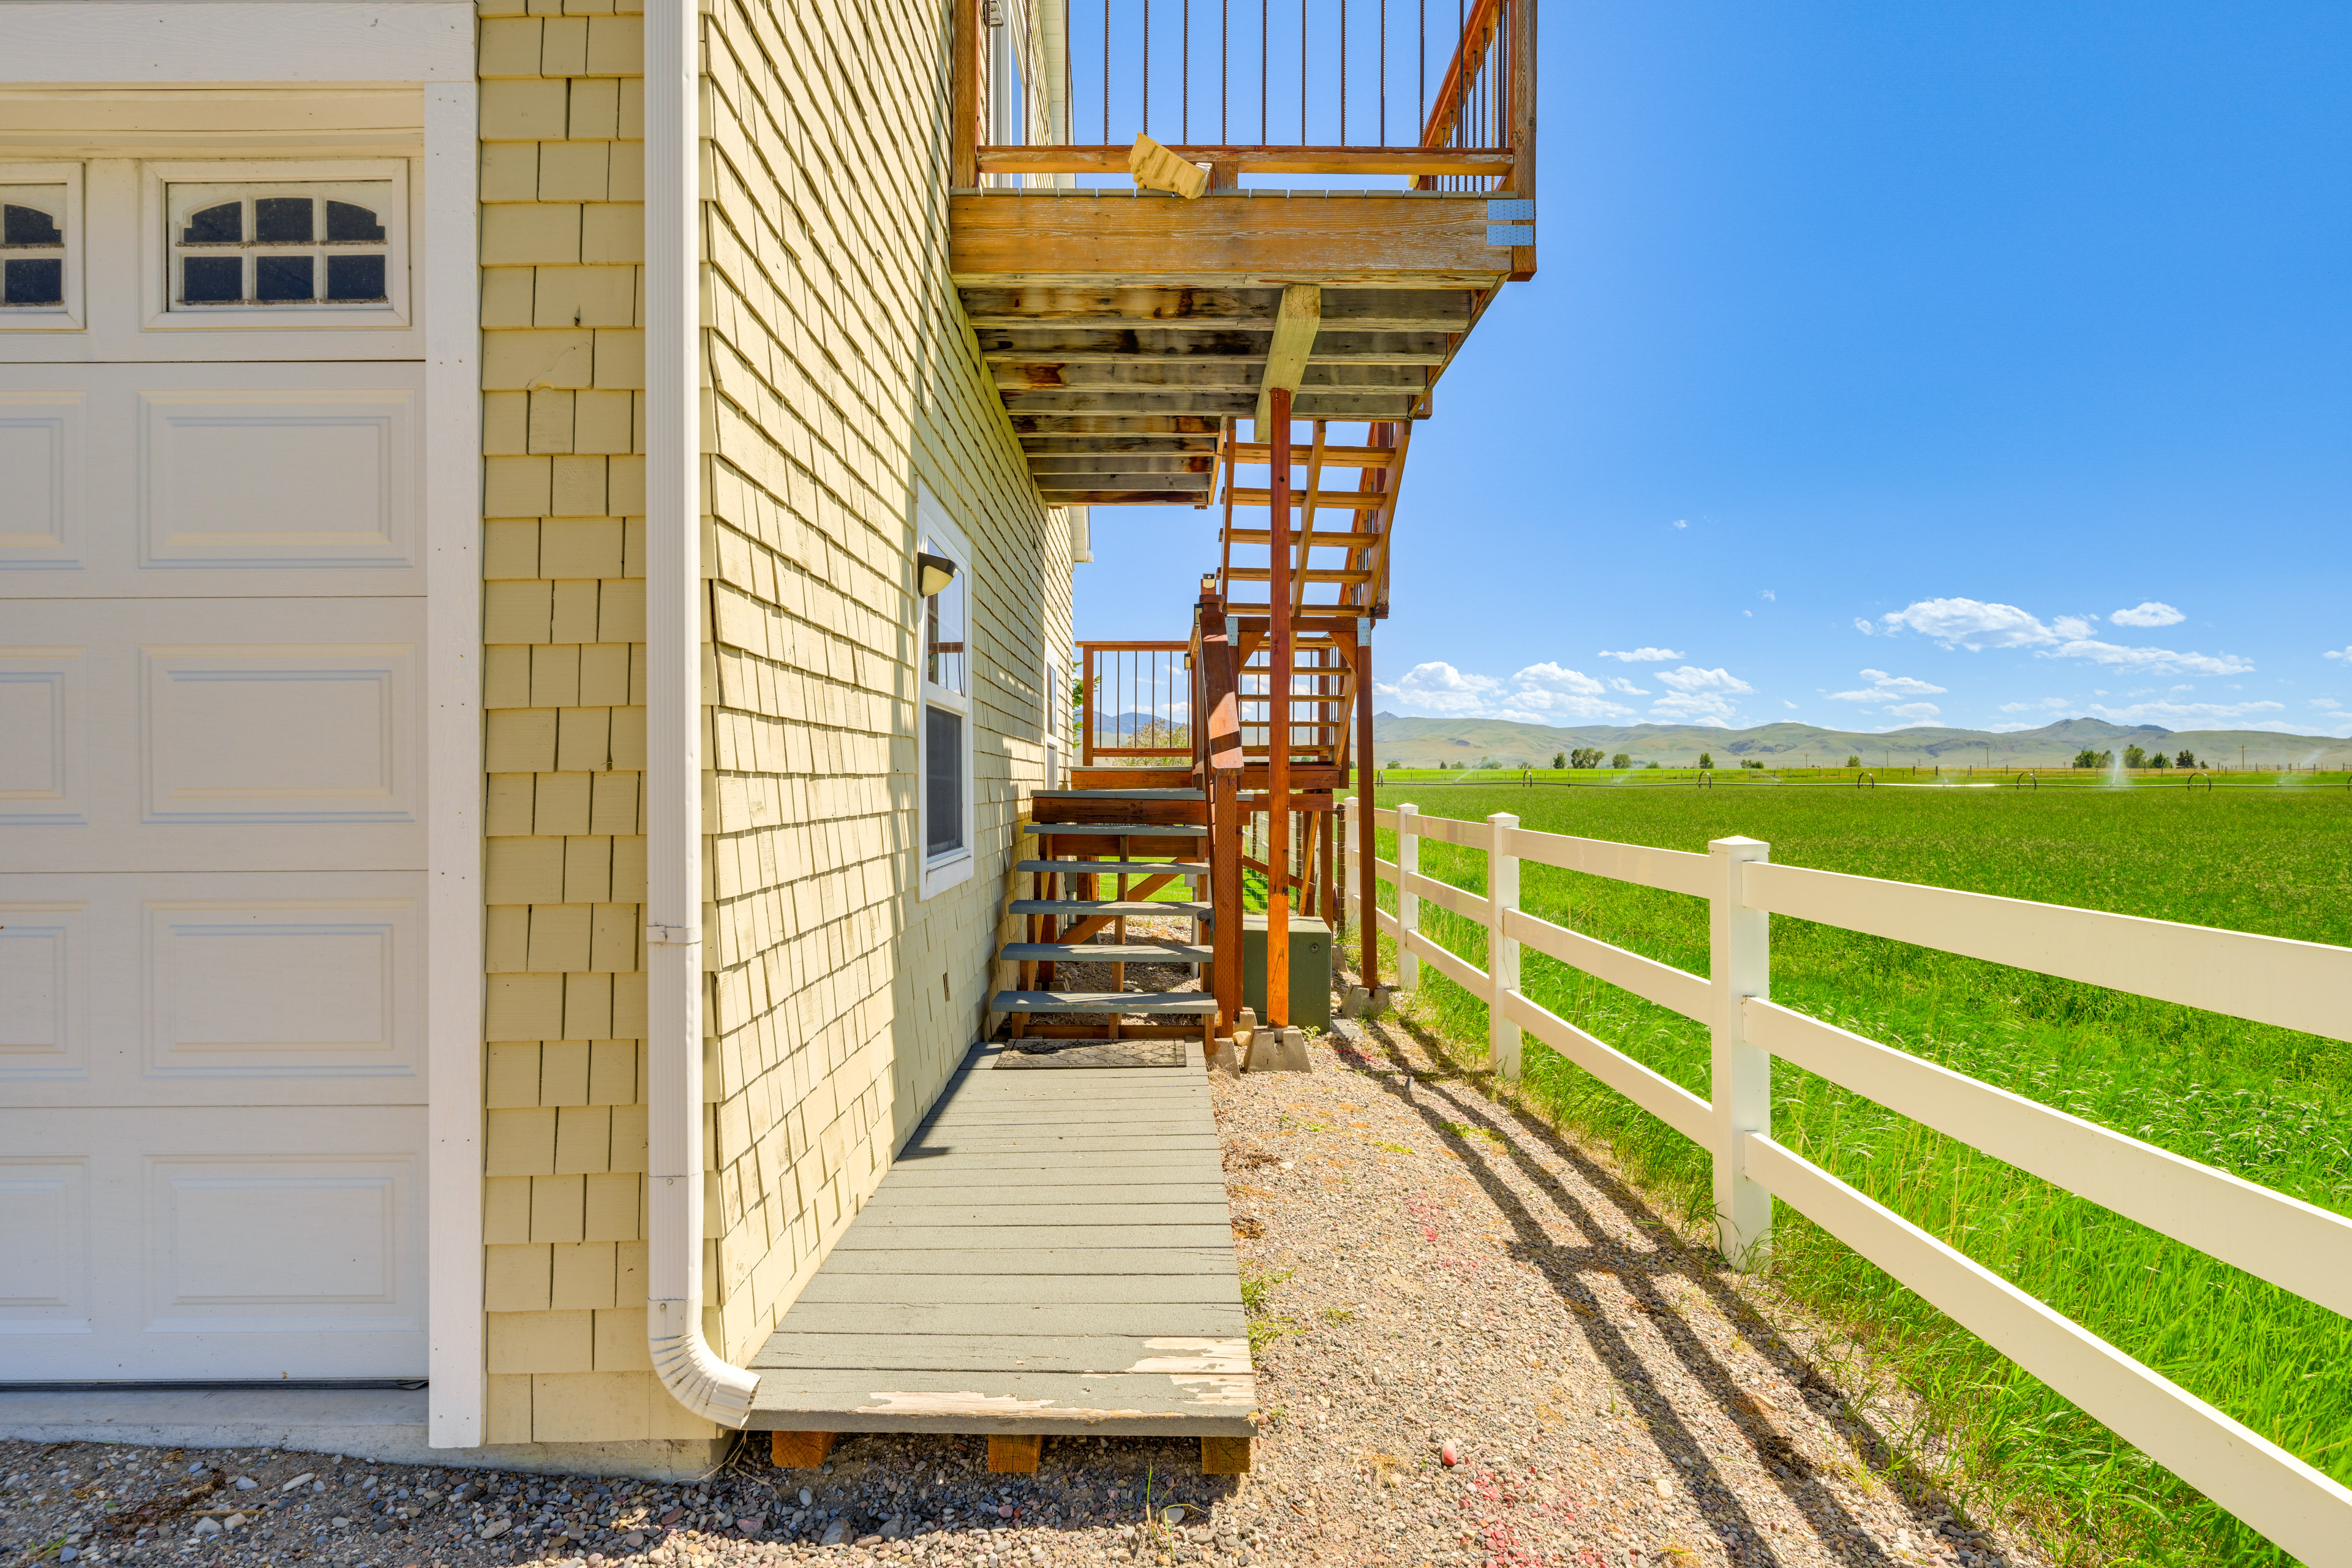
[1077,639,1193,766]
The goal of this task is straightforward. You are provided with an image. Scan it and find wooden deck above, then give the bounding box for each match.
[954,192,1520,506]
[747,1043,1254,1439]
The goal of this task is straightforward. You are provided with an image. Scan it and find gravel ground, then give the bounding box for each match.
[1,974,2047,1568]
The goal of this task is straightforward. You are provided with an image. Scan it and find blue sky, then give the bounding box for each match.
[1069,1,2352,736]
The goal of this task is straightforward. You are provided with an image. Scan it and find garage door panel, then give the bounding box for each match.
[4,598,423,872]
[0,363,426,597]
[0,646,83,824]
[144,641,415,822]
[140,389,415,570]
[2,873,424,1107]
[0,391,83,570]
[0,1158,91,1335]
[0,1110,426,1379]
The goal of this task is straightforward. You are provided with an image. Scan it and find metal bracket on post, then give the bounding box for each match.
[1708,835,1772,1268]
[1395,802,1420,989]
[1487,812,1520,1079]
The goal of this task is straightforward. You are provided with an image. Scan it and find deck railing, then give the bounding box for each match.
[1334,799,2352,1562]
[1077,639,1193,764]
[954,0,1535,195]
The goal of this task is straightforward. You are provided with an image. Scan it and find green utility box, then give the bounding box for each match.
[1240,913,1332,1029]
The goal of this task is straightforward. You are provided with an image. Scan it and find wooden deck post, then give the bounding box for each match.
[952,0,981,189]
[1265,388,1293,1023]
[1355,625,1378,988]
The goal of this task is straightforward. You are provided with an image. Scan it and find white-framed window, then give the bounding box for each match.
[0,163,83,330]
[142,159,410,330]
[918,488,975,899]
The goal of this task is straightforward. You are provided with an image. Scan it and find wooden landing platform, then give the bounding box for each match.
[746,1042,1255,1439]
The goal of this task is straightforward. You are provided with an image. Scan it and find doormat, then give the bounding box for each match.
[995,1041,1186,1069]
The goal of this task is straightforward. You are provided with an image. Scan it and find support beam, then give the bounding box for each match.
[1254,287,1321,430]
[1266,388,1294,1024]
[1355,627,1378,989]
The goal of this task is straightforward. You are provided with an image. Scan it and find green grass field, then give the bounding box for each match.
[1357,783,2352,1567]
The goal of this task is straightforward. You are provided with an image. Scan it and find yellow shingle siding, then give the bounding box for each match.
[480,0,680,1447]
[697,0,1072,1366]
[481,0,1074,1442]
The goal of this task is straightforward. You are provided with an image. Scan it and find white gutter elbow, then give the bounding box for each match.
[644,0,759,1430]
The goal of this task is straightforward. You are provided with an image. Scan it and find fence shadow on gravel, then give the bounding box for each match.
[1325,999,1965,1567]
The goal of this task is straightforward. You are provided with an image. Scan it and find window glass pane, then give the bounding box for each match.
[180,255,243,303]
[325,254,386,302]
[3,202,61,246]
[925,706,964,856]
[255,254,314,302]
[183,201,241,244]
[325,200,386,243]
[255,195,314,243]
[3,257,63,306]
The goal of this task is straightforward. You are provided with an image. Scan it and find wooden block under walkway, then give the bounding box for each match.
[769,1431,835,1469]
[1201,1436,1252,1475]
[988,1434,1042,1474]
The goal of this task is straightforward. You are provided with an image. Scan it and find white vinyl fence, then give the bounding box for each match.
[1333,799,2352,1566]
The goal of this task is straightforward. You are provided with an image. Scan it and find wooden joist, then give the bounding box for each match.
[964,285,1476,333]
[948,192,1513,287]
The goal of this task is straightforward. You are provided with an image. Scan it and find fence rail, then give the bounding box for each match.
[1340,798,2352,1563]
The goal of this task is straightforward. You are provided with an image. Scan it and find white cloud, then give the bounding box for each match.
[1853,618,1876,636]
[2325,647,2352,662]
[1883,703,1942,722]
[1374,660,1633,723]
[1998,697,2071,714]
[1759,590,1776,601]
[2083,699,2285,726]
[1672,519,1688,530]
[1598,647,1684,662]
[1373,661,1501,717]
[1986,721,2045,733]
[1649,666,1754,726]
[1608,677,1649,695]
[1783,699,1799,709]
[2111,601,2185,628]
[2042,639,2253,676]
[1827,668,1948,703]
[1871,597,2252,676]
[1878,598,2060,649]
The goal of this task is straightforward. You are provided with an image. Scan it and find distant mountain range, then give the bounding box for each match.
[1368,714,2352,769]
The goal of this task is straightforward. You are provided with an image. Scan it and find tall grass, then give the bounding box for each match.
[1360,785,2352,1567]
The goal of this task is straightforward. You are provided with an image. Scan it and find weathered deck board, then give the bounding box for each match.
[747,1042,1254,1438]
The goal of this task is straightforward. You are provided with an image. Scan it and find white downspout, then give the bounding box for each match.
[644,0,758,1427]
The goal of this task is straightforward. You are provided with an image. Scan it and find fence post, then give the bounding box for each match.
[1708,835,1771,1268]
[1487,812,1520,1079]
[1396,802,1420,989]
[1335,797,1354,935]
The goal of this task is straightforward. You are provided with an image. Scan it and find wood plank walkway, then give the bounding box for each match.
[746,1043,1256,1439]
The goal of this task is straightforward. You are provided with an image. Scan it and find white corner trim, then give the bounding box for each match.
[644,0,758,1429]
[420,78,483,1450]
[0,3,476,85]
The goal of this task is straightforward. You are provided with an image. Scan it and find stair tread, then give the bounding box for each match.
[994,990,1220,1014]
[1035,788,1206,800]
[1037,823,1210,836]
[1016,860,1210,876]
[1001,943,1212,963]
[1008,899,1211,916]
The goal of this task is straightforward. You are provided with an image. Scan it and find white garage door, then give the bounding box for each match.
[1,153,431,1379]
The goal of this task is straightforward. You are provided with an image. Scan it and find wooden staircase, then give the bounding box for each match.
[989,772,1221,1050]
